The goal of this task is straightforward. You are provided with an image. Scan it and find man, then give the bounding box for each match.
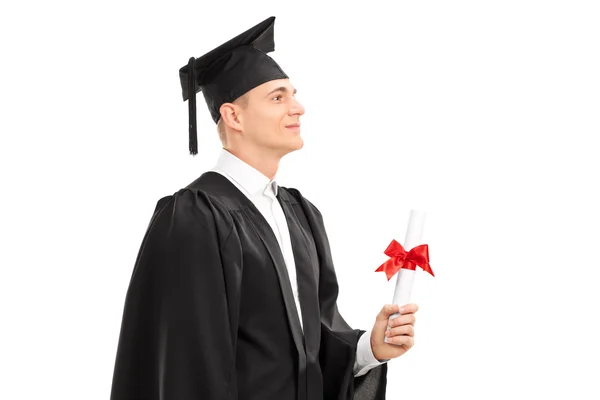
[110,16,419,400]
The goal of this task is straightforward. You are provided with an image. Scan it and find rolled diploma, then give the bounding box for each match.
[385,209,426,344]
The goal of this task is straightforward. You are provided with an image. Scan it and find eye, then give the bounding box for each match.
[272,95,282,101]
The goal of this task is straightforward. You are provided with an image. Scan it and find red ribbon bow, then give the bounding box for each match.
[375,239,434,280]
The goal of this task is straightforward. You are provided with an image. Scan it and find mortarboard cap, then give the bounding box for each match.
[179,16,289,155]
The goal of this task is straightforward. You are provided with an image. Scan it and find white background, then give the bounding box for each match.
[1,0,599,399]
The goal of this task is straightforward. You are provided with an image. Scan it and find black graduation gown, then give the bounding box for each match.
[110,171,387,400]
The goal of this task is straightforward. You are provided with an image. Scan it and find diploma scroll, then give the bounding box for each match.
[384,209,427,344]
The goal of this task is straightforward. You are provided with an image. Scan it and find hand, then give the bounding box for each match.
[370,303,418,361]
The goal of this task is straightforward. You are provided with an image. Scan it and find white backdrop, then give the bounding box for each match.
[1,0,599,399]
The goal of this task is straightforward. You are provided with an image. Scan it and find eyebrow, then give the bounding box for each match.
[265,86,297,98]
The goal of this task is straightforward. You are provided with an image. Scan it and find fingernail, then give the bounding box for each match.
[399,306,405,313]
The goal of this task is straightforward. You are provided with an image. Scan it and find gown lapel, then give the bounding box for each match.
[191,172,322,400]
[243,205,306,349]
[242,196,309,400]
[277,193,321,360]
[278,191,324,400]
[192,172,319,377]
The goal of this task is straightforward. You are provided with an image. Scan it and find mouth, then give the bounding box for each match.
[285,123,301,130]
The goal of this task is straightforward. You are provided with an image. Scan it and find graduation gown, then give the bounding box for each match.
[110,171,387,400]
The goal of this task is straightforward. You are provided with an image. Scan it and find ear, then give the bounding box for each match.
[219,103,243,132]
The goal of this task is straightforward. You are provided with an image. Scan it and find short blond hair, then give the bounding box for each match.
[217,118,227,145]
[216,94,249,146]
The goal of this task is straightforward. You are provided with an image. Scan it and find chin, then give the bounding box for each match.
[290,135,304,151]
[278,137,304,157]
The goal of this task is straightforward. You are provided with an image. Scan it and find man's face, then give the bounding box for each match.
[238,78,305,156]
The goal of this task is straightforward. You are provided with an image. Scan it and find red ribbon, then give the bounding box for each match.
[375,239,434,281]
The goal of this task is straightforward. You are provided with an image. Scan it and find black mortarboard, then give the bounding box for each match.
[179,16,289,155]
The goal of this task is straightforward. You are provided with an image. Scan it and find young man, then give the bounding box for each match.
[110,16,419,400]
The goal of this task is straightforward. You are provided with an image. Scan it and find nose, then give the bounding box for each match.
[288,97,305,117]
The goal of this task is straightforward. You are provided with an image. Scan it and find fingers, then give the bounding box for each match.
[378,303,419,351]
[398,303,419,314]
[385,334,414,347]
[386,306,417,339]
[389,313,416,328]
[385,324,414,338]
[377,303,419,321]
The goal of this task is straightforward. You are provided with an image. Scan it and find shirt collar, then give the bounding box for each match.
[213,148,279,198]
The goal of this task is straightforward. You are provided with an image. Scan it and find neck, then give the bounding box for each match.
[223,147,281,180]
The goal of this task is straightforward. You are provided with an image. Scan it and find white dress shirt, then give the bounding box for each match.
[210,148,384,377]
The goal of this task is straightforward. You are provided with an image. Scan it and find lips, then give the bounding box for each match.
[285,123,300,128]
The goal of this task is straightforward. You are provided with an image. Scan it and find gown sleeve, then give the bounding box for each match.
[109,189,238,400]
[290,189,388,400]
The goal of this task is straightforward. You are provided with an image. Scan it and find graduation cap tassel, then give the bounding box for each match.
[187,57,198,155]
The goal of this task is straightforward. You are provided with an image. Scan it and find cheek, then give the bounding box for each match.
[263,113,285,135]
[247,114,278,142]
[245,112,264,134]
[247,108,286,140]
